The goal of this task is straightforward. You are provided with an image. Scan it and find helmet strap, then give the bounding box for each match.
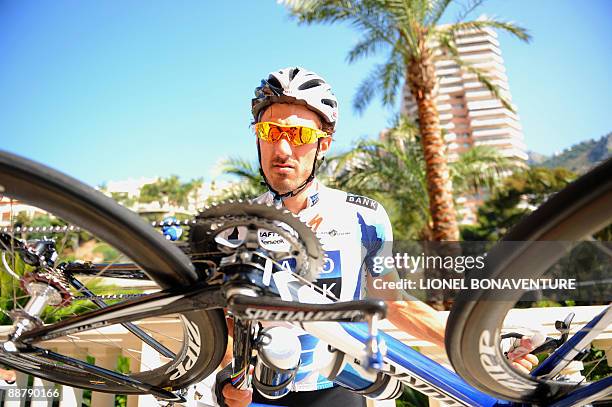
[257,139,322,202]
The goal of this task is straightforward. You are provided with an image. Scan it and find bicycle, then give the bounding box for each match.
[0,149,610,406]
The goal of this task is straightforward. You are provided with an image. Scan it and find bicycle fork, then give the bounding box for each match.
[230,316,254,390]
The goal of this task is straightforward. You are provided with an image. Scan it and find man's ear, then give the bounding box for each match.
[318,137,332,159]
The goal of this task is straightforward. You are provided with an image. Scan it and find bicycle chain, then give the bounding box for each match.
[2,200,325,282]
[0,219,193,234]
[0,225,82,234]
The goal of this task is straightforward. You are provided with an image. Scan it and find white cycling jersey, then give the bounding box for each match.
[251,179,395,391]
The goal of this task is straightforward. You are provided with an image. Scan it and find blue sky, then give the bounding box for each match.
[1,1,610,186]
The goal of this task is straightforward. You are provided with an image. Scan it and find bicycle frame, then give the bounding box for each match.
[3,265,610,406]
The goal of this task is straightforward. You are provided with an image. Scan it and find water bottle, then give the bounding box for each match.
[253,326,302,399]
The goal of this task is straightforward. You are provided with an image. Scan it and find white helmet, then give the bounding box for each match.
[251,67,338,131]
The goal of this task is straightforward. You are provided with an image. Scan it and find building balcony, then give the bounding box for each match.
[460,52,504,66]
[473,138,514,147]
[438,85,464,94]
[469,60,507,73]
[465,89,495,99]
[437,102,452,111]
[469,107,518,120]
[434,59,459,68]
[457,42,502,55]
[463,80,509,91]
[439,76,463,85]
[437,66,461,76]
[439,112,454,121]
[463,70,509,83]
[471,117,522,131]
[475,134,527,150]
[472,126,522,138]
[456,34,500,47]
[467,99,503,110]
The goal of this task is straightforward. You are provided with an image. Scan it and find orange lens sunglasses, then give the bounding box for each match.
[254,122,328,146]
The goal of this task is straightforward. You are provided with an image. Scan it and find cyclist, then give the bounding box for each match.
[215,66,538,407]
[0,66,538,404]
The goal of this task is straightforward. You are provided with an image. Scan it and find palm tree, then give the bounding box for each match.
[281,0,530,241]
[139,176,204,208]
[207,157,267,203]
[329,117,515,240]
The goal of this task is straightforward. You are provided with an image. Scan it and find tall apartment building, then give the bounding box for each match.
[400,26,527,224]
[401,26,527,163]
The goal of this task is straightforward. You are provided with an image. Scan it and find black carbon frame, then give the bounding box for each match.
[14,282,226,344]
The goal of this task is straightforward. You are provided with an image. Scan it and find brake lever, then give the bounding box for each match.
[531,312,575,355]
[503,312,577,356]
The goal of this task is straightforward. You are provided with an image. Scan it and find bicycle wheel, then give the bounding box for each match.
[445,157,612,404]
[0,150,227,393]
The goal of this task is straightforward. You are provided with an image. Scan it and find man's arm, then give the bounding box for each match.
[366,270,445,349]
[366,270,538,373]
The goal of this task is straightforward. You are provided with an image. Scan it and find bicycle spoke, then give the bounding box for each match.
[132,323,184,344]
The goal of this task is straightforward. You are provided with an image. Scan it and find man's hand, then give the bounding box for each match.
[506,334,541,374]
[222,383,252,407]
[510,354,539,374]
[0,368,16,383]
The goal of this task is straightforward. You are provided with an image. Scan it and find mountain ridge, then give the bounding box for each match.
[527,132,611,173]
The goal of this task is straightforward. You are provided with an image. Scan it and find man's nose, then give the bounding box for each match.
[273,134,293,156]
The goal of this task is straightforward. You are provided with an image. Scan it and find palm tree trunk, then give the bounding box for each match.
[406,54,459,241]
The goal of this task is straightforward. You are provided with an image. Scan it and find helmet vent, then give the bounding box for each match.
[321,98,337,108]
[266,77,283,93]
[289,67,300,80]
[298,79,324,91]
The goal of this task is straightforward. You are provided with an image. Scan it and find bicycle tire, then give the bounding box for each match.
[0,150,227,393]
[445,157,612,403]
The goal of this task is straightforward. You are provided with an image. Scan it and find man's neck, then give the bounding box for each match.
[278,180,316,214]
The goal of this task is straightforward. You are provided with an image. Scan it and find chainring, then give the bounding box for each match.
[189,200,324,282]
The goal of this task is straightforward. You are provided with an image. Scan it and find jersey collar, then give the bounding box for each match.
[259,178,323,210]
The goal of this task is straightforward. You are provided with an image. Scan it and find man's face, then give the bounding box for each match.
[257,103,331,195]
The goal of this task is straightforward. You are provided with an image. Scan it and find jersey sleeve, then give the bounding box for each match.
[353,197,395,278]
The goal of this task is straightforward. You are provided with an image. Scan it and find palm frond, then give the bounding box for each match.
[216,157,262,183]
[352,54,404,114]
[426,0,453,26]
[450,145,515,194]
[452,0,484,24]
[347,5,405,51]
[346,32,388,63]
[442,18,531,42]
[384,0,414,24]
[352,65,381,114]
[280,0,355,24]
[205,182,265,204]
[381,49,405,107]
